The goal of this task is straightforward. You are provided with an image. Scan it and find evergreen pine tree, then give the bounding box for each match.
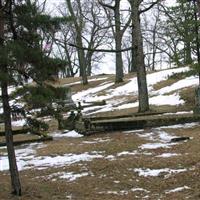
[0,0,69,195]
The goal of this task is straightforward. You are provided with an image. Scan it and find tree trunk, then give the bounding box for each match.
[114,1,124,83]
[76,36,88,85]
[130,2,137,73]
[184,41,192,65]
[132,0,149,112]
[197,0,200,17]
[1,75,21,196]
[66,0,88,85]
[0,1,21,195]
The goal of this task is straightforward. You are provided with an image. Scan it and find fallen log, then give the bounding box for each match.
[0,136,53,147]
[170,137,190,143]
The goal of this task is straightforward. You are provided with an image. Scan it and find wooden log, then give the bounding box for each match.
[0,127,30,136]
[0,136,53,147]
[170,137,190,143]
[89,114,200,133]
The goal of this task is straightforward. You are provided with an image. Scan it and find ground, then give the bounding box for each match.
[1,66,200,199]
[1,123,200,199]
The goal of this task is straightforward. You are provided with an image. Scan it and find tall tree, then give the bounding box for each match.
[128,0,160,112]
[0,0,21,195]
[0,0,67,195]
[66,0,88,84]
[129,0,149,112]
[99,0,131,83]
[56,0,108,77]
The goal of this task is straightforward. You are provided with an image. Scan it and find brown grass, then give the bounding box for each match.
[1,125,200,199]
[153,78,178,91]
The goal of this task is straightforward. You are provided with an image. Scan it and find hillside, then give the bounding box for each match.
[65,66,196,117]
[1,66,200,200]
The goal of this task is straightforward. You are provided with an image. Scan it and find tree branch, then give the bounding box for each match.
[68,43,133,53]
[140,0,160,14]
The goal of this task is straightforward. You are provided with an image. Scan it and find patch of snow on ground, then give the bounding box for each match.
[154,76,198,95]
[117,151,152,156]
[94,93,184,113]
[73,67,190,114]
[161,111,193,116]
[165,186,190,194]
[48,171,90,182]
[50,130,83,138]
[149,93,184,106]
[156,153,181,158]
[131,188,150,193]
[117,151,138,156]
[123,129,145,134]
[82,138,111,144]
[109,67,190,97]
[72,82,114,102]
[137,130,176,150]
[0,143,46,171]
[11,119,26,127]
[0,143,103,171]
[156,122,199,130]
[99,190,128,195]
[59,172,89,181]
[134,168,187,177]
[139,143,173,149]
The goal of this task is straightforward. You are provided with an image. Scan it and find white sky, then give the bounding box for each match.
[41,0,176,74]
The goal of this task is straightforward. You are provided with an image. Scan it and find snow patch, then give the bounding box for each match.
[50,130,83,138]
[156,153,181,158]
[134,168,187,177]
[165,186,190,194]
[131,188,150,193]
[0,143,103,171]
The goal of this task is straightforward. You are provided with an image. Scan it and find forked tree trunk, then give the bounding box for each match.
[66,0,88,85]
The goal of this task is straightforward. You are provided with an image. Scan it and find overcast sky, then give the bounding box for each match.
[41,0,175,74]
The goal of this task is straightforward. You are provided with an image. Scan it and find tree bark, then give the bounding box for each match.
[114,1,124,83]
[1,78,22,196]
[130,1,137,73]
[66,0,88,85]
[132,0,149,112]
[197,0,200,17]
[0,0,21,195]
[1,0,21,195]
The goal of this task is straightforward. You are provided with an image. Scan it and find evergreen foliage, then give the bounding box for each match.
[164,0,200,65]
[0,0,70,134]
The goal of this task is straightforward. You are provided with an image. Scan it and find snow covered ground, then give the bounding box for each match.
[71,66,197,115]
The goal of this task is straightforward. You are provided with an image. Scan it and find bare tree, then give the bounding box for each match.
[99,0,131,83]
[66,0,88,84]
